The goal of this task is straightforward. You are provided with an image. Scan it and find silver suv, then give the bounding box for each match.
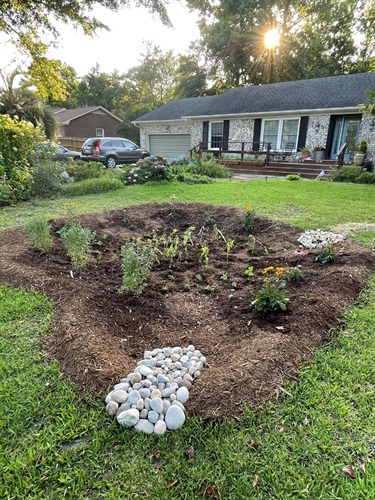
[81,137,150,168]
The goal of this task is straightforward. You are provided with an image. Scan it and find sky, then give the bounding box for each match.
[1,3,201,77]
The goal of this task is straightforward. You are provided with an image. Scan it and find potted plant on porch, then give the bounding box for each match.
[353,140,367,166]
[313,145,325,162]
[299,146,311,159]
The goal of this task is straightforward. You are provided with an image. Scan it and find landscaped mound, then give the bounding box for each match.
[0,202,373,420]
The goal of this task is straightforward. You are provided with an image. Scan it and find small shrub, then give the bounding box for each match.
[245,266,254,277]
[175,172,213,184]
[286,174,301,181]
[120,239,156,295]
[242,205,256,233]
[31,159,65,198]
[59,223,95,271]
[23,217,53,252]
[357,171,375,184]
[0,183,15,207]
[123,155,173,185]
[60,176,123,196]
[65,161,105,182]
[184,153,229,178]
[330,166,375,184]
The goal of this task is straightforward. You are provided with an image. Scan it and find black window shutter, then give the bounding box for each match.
[297,116,309,151]
[202,121,209,149]
[253,118,261,151]
[223,120,230,150]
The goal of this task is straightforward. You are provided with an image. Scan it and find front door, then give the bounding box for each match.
[330,116,361,160]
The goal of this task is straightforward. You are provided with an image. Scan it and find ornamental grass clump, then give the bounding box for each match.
[23,217,53,253]
[120,238,156,295]
[59,223,95,271]
[253,266,289,314]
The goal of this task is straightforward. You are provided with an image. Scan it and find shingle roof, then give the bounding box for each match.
[134,72,375,122]
[54,106,122,124]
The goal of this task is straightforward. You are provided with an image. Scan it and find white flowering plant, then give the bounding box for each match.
[124,155,173,185]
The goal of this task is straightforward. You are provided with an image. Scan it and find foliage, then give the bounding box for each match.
[23,217,53,252]
[58,222,95,271]
[123,155,172,185]
[0,69,57,139]
[286,266,305,282]
[65,160,105,182]
[174,171,213,184]
[0,114,45,203]
[330,166,375,184]
[316,244,337,264]
[120,238,156,295]
[184,153,229,178]
[30,158,65,198]
[253,266,289,313]
[0,183,15,207]
[357,140,368,153]
[60,176,123,196]
[286,174,301,181]
[242,205,255,233]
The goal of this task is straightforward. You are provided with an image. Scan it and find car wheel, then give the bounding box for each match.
[74,156,80,161]
[105,156,117,168]
[141,154,150,159]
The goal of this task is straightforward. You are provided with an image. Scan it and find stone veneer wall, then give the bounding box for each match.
[306,115,331,151]
[359,115,375,162]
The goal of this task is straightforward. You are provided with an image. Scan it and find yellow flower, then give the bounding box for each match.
[246,205,253,211]
[262,266,274,274]
[276,267,284,275]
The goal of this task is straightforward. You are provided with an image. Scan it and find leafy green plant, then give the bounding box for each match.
[195,274,203,282]
[220,273,228,281]
[253,266,289,313]
[231,281,238,289]
[23,217,53,252]
[182,226,195,258]
[59,222,95,271]
[175,172,213,184]
[65,161,105,182]
[286,266,305,282]
[60,176,123,196]
[204,284,215,293]
[184,153,229,178]
[120,238,156,295]
[286,174,301,181]
[183,283,191,291]
[31,158,65,198]
[316,244,336,264]
[161,284,169,293]
[200,244,209,266]
[245,266,254,277]
[242,205,255,233]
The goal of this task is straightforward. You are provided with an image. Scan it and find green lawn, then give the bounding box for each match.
[1,178,375,499]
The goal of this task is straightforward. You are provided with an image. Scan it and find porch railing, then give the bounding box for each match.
[193,141,272,166]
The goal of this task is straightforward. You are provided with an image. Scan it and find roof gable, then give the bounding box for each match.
[134,72,375,122]
[55,106,122,125]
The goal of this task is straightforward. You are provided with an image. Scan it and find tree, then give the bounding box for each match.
[174,51,210,98]
[0,69,57,139]
[186,0,375,87]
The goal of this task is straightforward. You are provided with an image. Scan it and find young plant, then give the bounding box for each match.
[242,205,256,233]
[245,266,254,277]
[252,266,289,314]
[200,244,209,266]
[287,266,305,282]
[204,285,215,293]
[23,217,53,252]
[316,244,336,264]
[182,226,196,258]
[120,238,156,295]
[59,222,95,271]
[231,281,238,289]
[220,273,228,281]
[195,274,203,282]
[183,283,191,292]
[225,238,235,262]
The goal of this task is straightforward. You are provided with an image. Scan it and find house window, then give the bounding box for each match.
[96,128,104,137]
[262,118,299,150]
[209,122,224,149]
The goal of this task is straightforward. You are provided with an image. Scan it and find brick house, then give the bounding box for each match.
[55,106,123,139]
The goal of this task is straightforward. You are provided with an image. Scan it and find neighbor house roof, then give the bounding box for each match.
[134,72,375,123]
[54,106,122,125]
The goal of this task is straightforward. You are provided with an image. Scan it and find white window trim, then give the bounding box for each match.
[208,121,224,150]
[96,128,104,137]
[261,117,301,151]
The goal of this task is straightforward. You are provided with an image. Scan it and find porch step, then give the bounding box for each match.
[220,159,336,179]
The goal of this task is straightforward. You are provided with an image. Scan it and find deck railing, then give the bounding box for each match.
[194,141,272,165]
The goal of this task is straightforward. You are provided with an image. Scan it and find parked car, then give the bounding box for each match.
[34,143,81,161]
[81,137,150,168]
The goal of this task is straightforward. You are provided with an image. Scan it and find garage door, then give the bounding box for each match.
[149,134,191,160]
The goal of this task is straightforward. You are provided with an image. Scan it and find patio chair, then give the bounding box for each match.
[282,142,296,162]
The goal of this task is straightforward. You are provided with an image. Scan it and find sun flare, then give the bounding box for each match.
[264,29,280,49]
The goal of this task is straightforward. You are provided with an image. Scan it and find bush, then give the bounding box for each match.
[23,217,53,252]
[184,153,229,178]
[175,172,213,184]
[0,183,15,207]
[60,176,123,196]
[59,222,95,271]
[120,239,156,295]
[286,174,301,181]
[31,159,65,198]
[330,166,375,184]
[65,161,105,182]
[0,115,45,202]
[123,155,173,185]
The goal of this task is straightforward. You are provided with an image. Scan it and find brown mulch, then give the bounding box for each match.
[0,202,374,420]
